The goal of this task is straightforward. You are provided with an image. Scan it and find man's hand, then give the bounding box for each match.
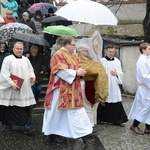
[12,84,20,90]
[110,70,117,76]
[40,71,44,74]
[77,68,87,76]
[30,77,36,83]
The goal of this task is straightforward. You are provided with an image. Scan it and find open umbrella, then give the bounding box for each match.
[43,25,78,37]
[41,16,72,26]
[0,23,33,41]
[28,2,57,14]
[55,1,118,26]
[13,32,50,47]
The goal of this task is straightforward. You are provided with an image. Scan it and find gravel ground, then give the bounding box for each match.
[1,96,150,150]
[0,114,104,150]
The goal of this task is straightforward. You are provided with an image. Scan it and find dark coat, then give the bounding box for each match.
[17,0,30,20]
[0,51,9,71]
[28,53,46,83]
[20,19,36,34]
[0,41,9,71]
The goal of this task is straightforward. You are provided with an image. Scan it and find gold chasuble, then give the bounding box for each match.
[44,49,84,109]
[77,53,108,102]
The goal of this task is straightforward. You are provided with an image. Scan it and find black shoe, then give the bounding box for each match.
[113,123,125,127]
[23,128,36,135]
[30,105,36,109]
[49,134,64,143]
[82,132,97,143]
[92,126,99,135]
[3,127,13,134]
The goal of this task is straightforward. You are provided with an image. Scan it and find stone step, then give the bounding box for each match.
[32,99,44,114]
[39,91,46,99]
[32,76,48,114]
[32,106,45,114]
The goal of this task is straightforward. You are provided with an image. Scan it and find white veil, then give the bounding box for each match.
[76,30,103,62]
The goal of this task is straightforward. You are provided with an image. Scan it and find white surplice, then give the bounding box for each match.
[101,57,123,103]
[0,55,36,107]
[42,69,93,138]
[128,54,150,124]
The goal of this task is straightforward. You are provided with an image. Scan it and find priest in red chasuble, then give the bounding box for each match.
[42,36,97,143]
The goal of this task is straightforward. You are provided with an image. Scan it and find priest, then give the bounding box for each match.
[42,36,95,143]
[76,39,108,129]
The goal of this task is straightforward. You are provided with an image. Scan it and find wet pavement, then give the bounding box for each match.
[0,96,150,150]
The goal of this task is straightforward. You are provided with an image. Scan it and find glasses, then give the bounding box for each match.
[69,43,76,47]
[81,50,88,52]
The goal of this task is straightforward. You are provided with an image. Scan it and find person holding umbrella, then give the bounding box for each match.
[20,12,36,34]
[31,10,44,37]
[27,45,46,102]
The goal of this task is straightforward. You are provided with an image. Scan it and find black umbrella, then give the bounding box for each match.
[41,16,72,26]
[13,33,50,47]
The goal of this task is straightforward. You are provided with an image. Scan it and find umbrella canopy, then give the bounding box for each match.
[43,25,78,37]
[0,23,33,41]
[28,2,57,14]
[55,1,118,26]
[41,16,72,26]
[13,33,50,47]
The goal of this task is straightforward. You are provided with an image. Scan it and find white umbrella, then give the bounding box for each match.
[55,1,118,26]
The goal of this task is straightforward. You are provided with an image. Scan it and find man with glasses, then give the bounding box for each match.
[42,36,96,143]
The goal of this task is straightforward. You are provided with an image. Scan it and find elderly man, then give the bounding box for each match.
[28,45,46,101]
[20,12,36,34]
[42,36,95,143]
[0,41,36,135]
[76,40,108,130]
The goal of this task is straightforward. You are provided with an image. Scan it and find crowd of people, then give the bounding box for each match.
[0,0,150,146]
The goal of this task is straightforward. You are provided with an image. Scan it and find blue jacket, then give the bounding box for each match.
[2,0,18,18]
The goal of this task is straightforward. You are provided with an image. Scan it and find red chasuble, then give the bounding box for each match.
[44,49,84,109]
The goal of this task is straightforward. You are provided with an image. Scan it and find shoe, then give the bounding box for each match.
[82,132,97,143]
[113,123,125,127]
[92,126,99,135]
[144,129,150,134]
[3,127,13,134]
[23,128,36,135]
[130,126,144,135]
[49,134,64,143]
